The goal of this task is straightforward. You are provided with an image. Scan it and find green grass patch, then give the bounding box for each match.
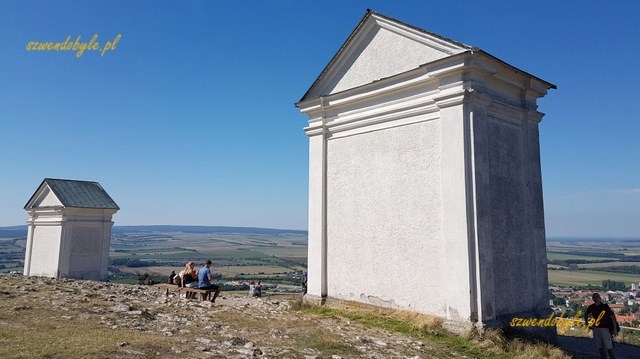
[0,299,173,359]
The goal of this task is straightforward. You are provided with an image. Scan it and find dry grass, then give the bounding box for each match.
[295,333,362,356]
[0,293,175,359]
[295,299,571,359]
[465,328,568,359]
[335,300,443,331]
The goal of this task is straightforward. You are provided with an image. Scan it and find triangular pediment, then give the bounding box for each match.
[27,184,63,209]
[300,11,472,102]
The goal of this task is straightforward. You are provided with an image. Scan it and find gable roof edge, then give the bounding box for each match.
[297,10,474,104]
[24,179,50,210]
[297,9,374,104]
[475,49,557,90]
[296,48,556,110]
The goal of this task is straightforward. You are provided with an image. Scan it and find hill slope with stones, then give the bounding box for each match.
[0,275,451,358]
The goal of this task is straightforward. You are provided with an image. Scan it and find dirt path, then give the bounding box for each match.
[557,335,640,358]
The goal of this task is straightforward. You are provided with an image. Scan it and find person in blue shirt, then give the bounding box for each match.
[198,260,221,303]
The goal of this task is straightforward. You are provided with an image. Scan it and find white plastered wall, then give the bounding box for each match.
[326,119,444,314]
[329,27,451,95]
[471,107,550,321]
[60,224,102,280]
[28,225,62,277]
[58,210,115,281]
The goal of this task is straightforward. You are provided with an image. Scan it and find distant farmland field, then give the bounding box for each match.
[118,264,300,278]
[0,225,308,287]
[546,239,640,287]
[548,269,640,287]
[578,262,640,269]
[546,252,619,261]
[106,227,308,285]
[6,228,640,290]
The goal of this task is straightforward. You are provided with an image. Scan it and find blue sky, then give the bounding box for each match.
[0,1,638,237]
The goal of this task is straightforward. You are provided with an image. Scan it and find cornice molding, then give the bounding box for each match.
[299,51,548,116]
[526,110,545,124]
[433,89,468,109]
[326,104,440,139]
[300,51,551,138]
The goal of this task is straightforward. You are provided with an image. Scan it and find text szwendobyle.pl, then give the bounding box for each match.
[510,310,605,334]
[25,34,122,58]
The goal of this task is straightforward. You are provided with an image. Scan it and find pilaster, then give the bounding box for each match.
[23,219,35,276]
[525,110,549,309]
[435,90,474,322]
[305,105,328,299]
[467,92,497,322]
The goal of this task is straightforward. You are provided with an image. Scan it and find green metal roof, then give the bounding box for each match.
[26,178,119,210]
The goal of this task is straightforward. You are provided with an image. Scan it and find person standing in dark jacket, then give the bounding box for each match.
[584,293,617,359]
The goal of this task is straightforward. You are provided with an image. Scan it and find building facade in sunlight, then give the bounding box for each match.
[23,178,119,281]
[296,10,555,334]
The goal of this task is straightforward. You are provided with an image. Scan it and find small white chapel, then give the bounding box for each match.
[23,178,119,281]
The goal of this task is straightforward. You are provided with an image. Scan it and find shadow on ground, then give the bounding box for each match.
[558,335,640,358]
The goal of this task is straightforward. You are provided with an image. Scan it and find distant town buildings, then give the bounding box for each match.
[289,270,305,281]
[23,178,119,281]
[550,287,640,326]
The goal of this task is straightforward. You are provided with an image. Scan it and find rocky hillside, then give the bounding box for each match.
[0,274,569,359]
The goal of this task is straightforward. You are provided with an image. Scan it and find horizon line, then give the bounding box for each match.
[2,225,638,239]
[0,223,308,232]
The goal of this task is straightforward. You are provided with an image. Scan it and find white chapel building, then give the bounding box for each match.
[296,11,555,332]
[23,178,119,281]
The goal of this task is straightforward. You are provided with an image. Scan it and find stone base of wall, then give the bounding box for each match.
[440,320,479,335]
[487,308,558,344]
[66,270,107,281]
[303,294,326,306]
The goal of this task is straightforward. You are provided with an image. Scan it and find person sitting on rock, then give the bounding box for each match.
[198,260,221,303]
[179,261,199,299]
[254,281,262,298]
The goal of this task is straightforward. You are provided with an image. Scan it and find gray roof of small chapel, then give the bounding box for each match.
[25,178,119,210]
